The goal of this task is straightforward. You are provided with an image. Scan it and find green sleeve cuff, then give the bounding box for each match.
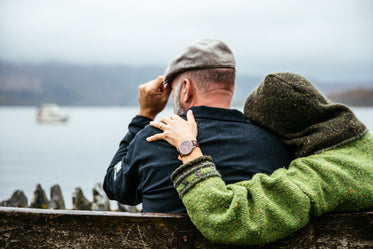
[171,156,221,198]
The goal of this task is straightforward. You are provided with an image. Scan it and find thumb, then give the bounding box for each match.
[186,110,195,123]
[154,76,164,88]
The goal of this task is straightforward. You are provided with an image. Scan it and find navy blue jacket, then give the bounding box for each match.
[103,106,292,213]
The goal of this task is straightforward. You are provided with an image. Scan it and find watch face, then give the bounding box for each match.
[179,140,193,155]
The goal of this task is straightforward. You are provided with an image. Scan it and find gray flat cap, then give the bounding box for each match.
[164,39,236,85]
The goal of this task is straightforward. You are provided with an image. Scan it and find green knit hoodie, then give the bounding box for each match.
[171,73,373,245]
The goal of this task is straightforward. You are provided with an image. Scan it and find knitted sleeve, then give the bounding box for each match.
[171,133,373,245]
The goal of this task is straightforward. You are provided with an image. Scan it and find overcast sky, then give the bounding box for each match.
[0,0,372,82]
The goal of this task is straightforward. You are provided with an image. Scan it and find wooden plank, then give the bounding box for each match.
[0,207,372,248]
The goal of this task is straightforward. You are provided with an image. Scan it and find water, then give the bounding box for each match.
[0,106,174,209]
[1,106,373,209]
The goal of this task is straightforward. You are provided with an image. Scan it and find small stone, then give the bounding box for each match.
[91,183,110,211]
[72,187,92,210]
[0,190,28,207]
[50,184,65,210]
[30,184,49,209]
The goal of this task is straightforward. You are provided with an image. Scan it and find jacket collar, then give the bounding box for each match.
[181,106,249,123]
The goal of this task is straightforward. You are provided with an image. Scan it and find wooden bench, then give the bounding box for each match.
[0,207,372,248]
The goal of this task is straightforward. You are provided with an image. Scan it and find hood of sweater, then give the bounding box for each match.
[244,72,368,157]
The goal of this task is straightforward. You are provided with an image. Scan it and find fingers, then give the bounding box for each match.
[147,112,197,147]
[146,133,164,142]
[149,121,165,130]
[147,120,167,142]
[186,110,198,137]
[153,76,169,93]
[170,114,183,121]
[154,76,171,101]
[139,76,164,93]
[137,76,170,120]
[160,116,172,124]
[151,76,163,88]
[162,79,172,96]
[186,110,195,123]
[152,76,164,93]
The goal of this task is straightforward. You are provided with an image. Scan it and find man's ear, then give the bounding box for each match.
[182,78,193,103]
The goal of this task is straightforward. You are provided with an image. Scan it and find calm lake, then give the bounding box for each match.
[1,106,373,209]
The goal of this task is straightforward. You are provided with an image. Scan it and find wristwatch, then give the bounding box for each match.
[177,140,199,157]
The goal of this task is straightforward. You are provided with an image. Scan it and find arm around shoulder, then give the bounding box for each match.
[171,156,312,245]
[171,133,373,245]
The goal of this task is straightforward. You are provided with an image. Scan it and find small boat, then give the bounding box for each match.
[36,104,68,123]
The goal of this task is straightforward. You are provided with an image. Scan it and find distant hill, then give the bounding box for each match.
[0,60,261,107]
[327,88,373,106]
[0,61,372,106]
[0,61,164,106]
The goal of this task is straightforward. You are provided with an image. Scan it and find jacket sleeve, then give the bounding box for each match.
[171,133,373,245]
[103,115,152,205]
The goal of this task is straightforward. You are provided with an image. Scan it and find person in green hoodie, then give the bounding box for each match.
[146,72,373,245]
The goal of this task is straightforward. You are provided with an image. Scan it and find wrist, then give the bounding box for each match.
[138,109,156,120]
[179,147,203,164]
[177,139,202,164]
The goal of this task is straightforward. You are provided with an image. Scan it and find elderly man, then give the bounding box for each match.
[103,39,292,213]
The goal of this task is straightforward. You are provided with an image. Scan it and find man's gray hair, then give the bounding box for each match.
[183,68,235,92]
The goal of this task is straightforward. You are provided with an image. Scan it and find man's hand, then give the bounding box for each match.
[138,76,171,120]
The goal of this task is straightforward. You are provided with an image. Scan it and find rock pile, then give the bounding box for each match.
[72,187,92,210]
[50,184,65,210]
[0,183,140,212]
[0,190,28,208]
[30,184,50,209]
[92,183,110,211]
